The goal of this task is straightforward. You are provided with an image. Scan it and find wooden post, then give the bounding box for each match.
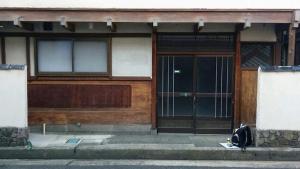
[26,37,31,79]
[151,31,157,129]
[1,37,5,64]
[274,24,284,66]
[287,23,296,66]
[233,26,241,128]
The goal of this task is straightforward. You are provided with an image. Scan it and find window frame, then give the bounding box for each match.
[35,37,111,76]
[240,42,276,70]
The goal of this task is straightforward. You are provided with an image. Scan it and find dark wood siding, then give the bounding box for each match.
[29,84,131,108]
[28,80,151,125]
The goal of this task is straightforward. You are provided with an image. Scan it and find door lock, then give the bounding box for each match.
[174,70,181,74]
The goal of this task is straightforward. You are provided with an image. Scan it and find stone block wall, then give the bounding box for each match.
[256,130,300,147]
[0,128,28,146]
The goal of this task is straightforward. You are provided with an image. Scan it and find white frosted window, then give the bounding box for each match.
[74,41,107,72]
[112,38,152,77]
[5,37,27,64]
[38,40,72,72]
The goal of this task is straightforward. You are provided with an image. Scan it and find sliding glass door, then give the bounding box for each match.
[157,55,233,133]
[156,33,235,133]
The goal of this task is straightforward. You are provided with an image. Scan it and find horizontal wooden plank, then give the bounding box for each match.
[28,80,151,85]
[28,76,152,81]
[28,110,151,124]
[157,51,235,56]
[0,10,293,23]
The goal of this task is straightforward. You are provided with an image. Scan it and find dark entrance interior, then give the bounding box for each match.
[156,34,235,134]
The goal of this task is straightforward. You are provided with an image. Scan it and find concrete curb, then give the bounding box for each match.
[0,145,300,161]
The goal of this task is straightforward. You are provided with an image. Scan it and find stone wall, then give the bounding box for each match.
[256,130,300,147]
[0,128,28,146]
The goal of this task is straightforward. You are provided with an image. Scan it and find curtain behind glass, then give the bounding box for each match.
[38,40,72,72]
[74,41,107,73]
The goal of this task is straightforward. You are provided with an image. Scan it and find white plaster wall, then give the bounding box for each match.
[200,23,235,32]
[115,23,152,33]
[256,68,300,130]
[75,23,108,33]
[75,23,151,33]
[241,24,276,42]
[112,38,152,77]
[0,0,299,9]
[158,23,235,32]
[158,23,194,32]
[34,22,70,33]
[5,37,27,64]
[0,22,27,32]
[0,67,27,128]
[0,22,152,33]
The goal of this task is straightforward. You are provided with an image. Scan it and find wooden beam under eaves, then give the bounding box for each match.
[13,17,22,27]
[198,19,205,31]
[293,10,300,28]
[243,19,251,29]
[152,21,158,32]
[60,16,75,32]
[107,18,116,32]
[13,17,34,31]
[194,19,205,32]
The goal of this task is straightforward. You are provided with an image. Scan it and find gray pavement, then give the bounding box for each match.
[1,133,300,161]
[106,134,231,147]
[27,133,231,148]
[0,160,300,169]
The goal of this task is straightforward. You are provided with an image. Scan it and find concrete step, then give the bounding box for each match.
[1,159,300,168]
[0,145,300,161]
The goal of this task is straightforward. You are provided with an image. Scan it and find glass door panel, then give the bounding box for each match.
[157,56,194,117]
[195,57,233,133]
[157,56,194,131]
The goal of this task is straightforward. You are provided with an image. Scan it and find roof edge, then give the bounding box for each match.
[0,7,295,12]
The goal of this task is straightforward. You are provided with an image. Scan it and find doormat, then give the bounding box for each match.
[219,143,239,149]
[66,138,81,144]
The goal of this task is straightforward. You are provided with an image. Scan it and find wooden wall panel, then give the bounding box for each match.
[28,80,151,125]
[28,84,131,108]
[240,70,257,126]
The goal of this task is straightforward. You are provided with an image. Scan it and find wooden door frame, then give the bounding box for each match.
[153,32,237,130]
[233,27,241,128]
[151,31,157,129]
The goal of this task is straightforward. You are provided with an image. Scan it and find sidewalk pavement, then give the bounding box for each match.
[0,133,300,161]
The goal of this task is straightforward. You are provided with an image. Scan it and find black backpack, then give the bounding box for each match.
[231,124,252,150]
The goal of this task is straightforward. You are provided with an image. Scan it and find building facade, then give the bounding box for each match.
[0,2,299,138]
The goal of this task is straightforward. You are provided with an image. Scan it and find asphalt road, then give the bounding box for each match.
[0,160,300,169]
[0,166,297,169]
